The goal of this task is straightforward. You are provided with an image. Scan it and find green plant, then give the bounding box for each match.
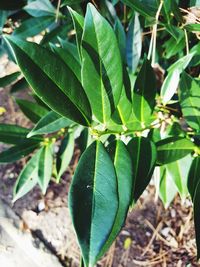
[0,0,200,266]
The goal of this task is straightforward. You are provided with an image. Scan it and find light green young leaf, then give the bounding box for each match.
[159,166,178,209]
[166,154,193,200]
[28,111,72,137]
[38,144,53,194]
[126,13,142,73]
[13,149,41,202]
[24,0,56,17]
[69,141,118,267]
[161,53,194,104]
[179,72,200,131]
[56,133,74,182]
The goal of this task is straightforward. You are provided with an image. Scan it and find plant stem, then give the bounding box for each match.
[184,29,189,55]
[151,0,164,66]
[56,0,61,23]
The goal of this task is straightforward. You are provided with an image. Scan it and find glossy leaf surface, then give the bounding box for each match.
[69,141,118,267]
[38,144,53,194]
[5,36,92,126]
[179,72,200,131]
[156,137,195,165]
[128,137,157,203]
[13,149,41,202]
[28,111,72,137]
[0,124,42,144]
[81,3,123,123]
[56,133,74,182]
[132,59,156,124]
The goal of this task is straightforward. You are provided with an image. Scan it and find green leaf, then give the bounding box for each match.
[38,144,53,194]
[68,7,84,60]
[28,111,72,137]
[13,149,41,202]
[81,3,123,123]
[69,141,118,267]
[10,78,29,93]
[51,40,81,82]
[132,58,156,125]
[0,142,39,163]
[159,166,178,209]
[114,17,126,62]
[156,137,195,165]
[126,13,142,73]
[192,168,200,259]
[121,0,158,18]
[161,53,194,104]
[99,140,132,256]
[0,124,42,144]
[184,23,200,32]
[16,98,49,123]
[0,72,20,87]
[13,16,54,39]
[188,156,200,201]
[4,36,92,126]
[179,72,200,131]
[56,133,74,182]
[166,154,192,200]
[24,0,56,17]
[128,137,157,203]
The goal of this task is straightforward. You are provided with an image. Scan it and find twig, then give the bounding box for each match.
[56,0,61,23]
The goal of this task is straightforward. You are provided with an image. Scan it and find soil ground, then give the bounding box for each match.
[0,55,200,267]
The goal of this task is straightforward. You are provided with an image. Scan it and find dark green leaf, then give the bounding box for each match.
[4,36,92,126]
[0,72,20,87]
[69,141,118,267]
[0,143,39,163]
[38,144,53,194]
[99,140,132,256]
[132,58,156,125]
[13,149,41,202]
[0,124,42,144]
[51,41,81,82]
[128,137,157,203]
[28,111,72,137]
[121,0,157,18]
[13,16,55,39]
[114,17,126,62]
[10,78,28,93]
[16,99,49,123]
[188,156,200,201]
[156,137,195,165]
[81,3,123,123]
[179,72,200,131]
